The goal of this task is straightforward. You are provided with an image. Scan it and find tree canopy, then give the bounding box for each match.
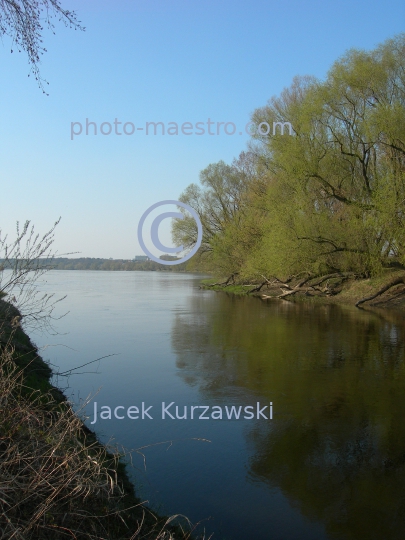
[174,34,405,282]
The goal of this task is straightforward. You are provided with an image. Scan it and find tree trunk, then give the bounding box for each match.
[355,277,405,307]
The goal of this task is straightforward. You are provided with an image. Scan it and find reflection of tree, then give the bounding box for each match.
[171,293,405,539]
[248,403,405,540]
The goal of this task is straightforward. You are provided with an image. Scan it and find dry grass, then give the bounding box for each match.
[0,322,204,540]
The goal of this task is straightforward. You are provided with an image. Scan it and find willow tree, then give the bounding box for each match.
[248,34,405,279]
[172,152,261,272]
[174,34,405,282]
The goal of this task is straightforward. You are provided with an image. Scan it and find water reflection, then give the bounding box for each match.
[172,293,405,540]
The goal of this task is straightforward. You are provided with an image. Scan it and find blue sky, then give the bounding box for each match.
[1,0,404,258]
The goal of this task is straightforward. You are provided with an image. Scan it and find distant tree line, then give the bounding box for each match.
[47,257,188,272]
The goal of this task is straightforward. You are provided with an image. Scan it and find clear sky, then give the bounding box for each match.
[1,0,404,258]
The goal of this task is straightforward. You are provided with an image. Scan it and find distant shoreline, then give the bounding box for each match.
[47,257,190,271]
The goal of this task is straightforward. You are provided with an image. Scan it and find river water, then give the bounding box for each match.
[30,270,405,540]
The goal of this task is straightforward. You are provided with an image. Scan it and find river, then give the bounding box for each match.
[30,270,405,540]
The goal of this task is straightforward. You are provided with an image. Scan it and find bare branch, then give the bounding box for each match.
[0,0,85,92]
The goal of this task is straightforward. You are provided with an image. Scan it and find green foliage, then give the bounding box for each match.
[174,34,405,281]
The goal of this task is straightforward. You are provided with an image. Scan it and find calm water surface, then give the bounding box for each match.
[30,271,405,540]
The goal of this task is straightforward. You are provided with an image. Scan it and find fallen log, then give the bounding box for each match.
[277,286,319,299]
[275,272,357,299]
[248,281,268,294]
[310,272,356,287]
[206,273,239,287]
[248,275,294,294]
[355,277,405,307]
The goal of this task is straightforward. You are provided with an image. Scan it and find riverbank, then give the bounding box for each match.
[201,269,405,311]
[0,299,199,540]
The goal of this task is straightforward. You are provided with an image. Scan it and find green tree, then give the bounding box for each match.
[174,34,405,282]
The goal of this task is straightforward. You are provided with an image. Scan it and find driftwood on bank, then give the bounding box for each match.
[248,275,282,293]
[267,272,356,299]
[247,272,356,298]
[204,270,405,308]
[355,277,405,307]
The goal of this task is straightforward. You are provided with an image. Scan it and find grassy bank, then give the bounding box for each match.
[0,299,200,540]
[200,269,405,311]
